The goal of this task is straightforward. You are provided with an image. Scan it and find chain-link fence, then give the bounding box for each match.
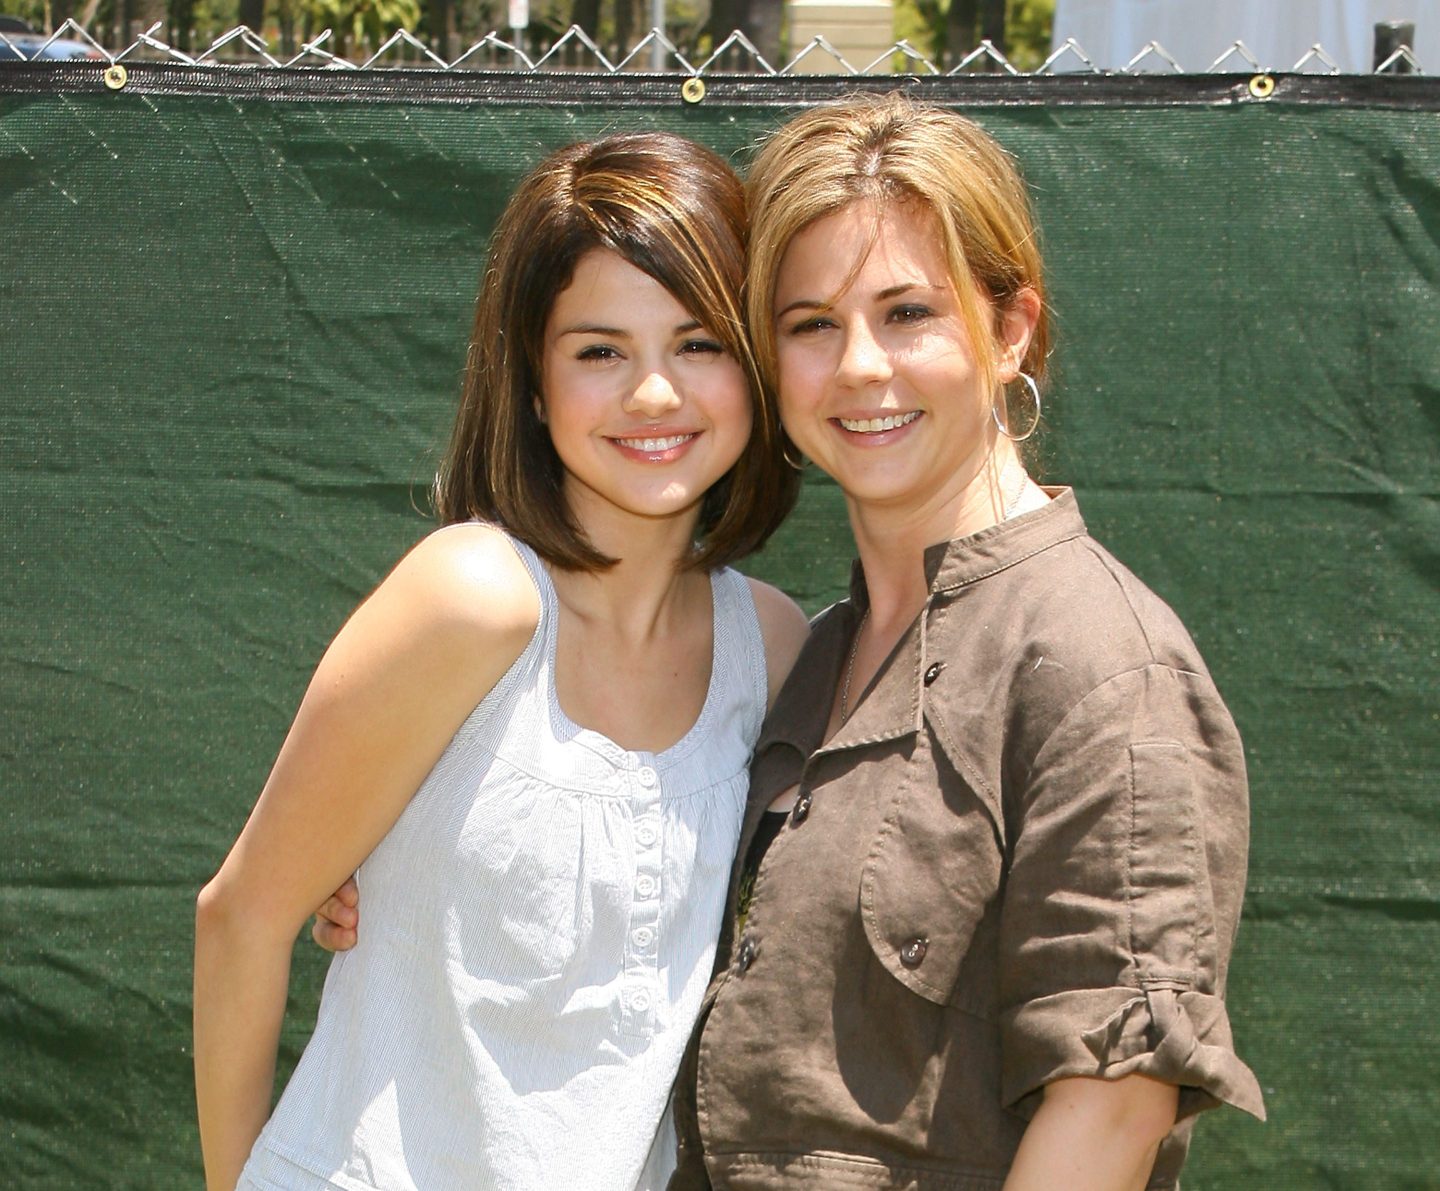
[0,17,1429,72]
[2,54,1438,1191]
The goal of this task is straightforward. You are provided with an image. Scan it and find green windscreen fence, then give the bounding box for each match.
[2,65,1436,1188]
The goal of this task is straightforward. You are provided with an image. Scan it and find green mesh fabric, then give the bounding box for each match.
[1,73,1436,1188]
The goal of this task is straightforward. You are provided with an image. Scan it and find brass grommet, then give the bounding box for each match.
[680,76,706,105]
[1248,73,1275,99]
[103,63,128,90]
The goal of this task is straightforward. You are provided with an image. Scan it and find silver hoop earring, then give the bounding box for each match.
[992,372,1042,442]
[781,440,807,471]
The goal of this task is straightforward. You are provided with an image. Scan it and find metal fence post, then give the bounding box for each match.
[1374,20,1416,73]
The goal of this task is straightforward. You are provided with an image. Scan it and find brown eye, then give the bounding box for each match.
[576,345,621,362]
[787,316,833,335]
[680,338,724,357]
[889,304,932,324]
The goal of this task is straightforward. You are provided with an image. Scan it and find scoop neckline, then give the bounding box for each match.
[540,567,728,772]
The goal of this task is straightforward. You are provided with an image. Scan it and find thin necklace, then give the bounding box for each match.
[1001,465,1029,520]
[839,608,869,724]
[839,468,1032,726]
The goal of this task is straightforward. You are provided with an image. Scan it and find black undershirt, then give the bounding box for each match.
[734,810,788,930]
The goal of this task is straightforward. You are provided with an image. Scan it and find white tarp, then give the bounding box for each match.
[1051,0,1438,72]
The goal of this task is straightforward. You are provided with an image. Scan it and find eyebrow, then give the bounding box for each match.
[775,283,940,318]
[557,319,704,338]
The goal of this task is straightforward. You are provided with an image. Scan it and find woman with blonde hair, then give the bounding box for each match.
[668,93,1263,1190]
[194,131,809,1191]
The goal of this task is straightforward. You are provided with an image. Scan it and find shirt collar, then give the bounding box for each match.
[921,486,1087,595]
[753,599,856,759]
[844,488,1086,607]
[757,489,1088,761]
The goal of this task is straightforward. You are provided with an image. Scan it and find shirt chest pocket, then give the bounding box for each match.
[858,733,1004,1010]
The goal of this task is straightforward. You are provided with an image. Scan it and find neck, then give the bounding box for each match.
[550,486,708,641]
[846,437,1033,631]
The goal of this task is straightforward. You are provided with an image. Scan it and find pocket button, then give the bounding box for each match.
[899,936,929,968]
[736,936,757,972]
[792,792,812,824]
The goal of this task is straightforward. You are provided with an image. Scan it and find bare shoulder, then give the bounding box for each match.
[745,576,810,709]
[385,522,541,644]
[211,526,544,933]
[325,523,541,719]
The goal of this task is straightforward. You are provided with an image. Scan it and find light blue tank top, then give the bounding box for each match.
[238,534,766,1191]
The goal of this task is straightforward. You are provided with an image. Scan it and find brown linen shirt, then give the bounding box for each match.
[669,490,1264,1191]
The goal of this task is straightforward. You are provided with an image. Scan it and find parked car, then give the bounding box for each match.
[0,15,106,60]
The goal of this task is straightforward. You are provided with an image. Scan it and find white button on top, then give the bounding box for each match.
[637,767,658,788]
[631,927,654,948]
[630,989,652,1012]
[636,875,657,898]
[635,822,658,847]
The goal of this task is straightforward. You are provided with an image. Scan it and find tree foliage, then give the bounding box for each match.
[895,0,1054,69]
[307,0,420,51]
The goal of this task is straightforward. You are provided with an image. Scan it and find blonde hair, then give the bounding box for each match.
[745,93,1049,418]
[439,132,798,572]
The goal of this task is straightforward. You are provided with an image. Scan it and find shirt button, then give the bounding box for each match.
[923,662,945,686]
[635,874,657,898]
[631,926,654,948]
[899,936,929,968]
[638,766,658,788]
[635,822,658,847]
[791,792,812,825]
[736,936,757,973]
[630,989,652,1012]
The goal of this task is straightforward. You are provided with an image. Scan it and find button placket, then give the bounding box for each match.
[622,756,663,1036]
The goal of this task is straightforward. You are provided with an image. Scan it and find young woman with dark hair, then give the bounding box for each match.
[193,132,808,1191]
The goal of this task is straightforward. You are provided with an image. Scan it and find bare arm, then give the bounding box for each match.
[193,526,537,1190]
[746,576,810,710]
[1003,1075,1179,1191]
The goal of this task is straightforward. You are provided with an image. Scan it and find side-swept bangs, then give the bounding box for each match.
[745,95,1050,413]
[437,132,798,572]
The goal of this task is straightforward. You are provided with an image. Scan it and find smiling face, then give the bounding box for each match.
[540,248,753,535]
[774,199,1029,524]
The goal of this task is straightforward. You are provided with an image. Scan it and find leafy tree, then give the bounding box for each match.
[706,0,780,64]
[305,0,421,53]
[896,0,1053,70]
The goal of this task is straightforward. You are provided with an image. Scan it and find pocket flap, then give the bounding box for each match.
[859,733,1003,1006]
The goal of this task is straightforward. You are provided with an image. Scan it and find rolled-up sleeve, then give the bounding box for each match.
[998,663,1265,1123]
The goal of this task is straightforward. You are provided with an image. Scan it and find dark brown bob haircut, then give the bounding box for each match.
[436,132,799,572]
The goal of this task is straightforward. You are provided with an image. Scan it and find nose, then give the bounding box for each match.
[836,318,892,388]
[625,369,683,417]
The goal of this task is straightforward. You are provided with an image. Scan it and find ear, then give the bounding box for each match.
[533,394,547,425]
[995,288,1041,383]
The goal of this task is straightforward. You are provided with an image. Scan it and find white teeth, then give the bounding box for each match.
[837,411,922,433]
[615,434,695,452]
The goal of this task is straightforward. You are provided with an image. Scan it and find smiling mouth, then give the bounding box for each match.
[612,433,697,452]
[836,411,922,433]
